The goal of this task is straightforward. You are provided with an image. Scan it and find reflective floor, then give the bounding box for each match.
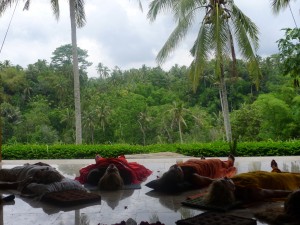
[1,154,300,225]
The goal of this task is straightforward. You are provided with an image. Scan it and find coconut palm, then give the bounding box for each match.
[148,0,261,142]
[137,111,151,145]
[168,101,189,143]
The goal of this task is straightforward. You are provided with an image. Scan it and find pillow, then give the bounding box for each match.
[145,179,193,193]
[26,178,86,198]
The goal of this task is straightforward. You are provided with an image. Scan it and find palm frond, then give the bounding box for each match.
[75,0,86,28]
[175,0,208,23]
[231,3,259,51]
[210,4,229,78]
[137,0,143,12]
[0,0,18,16]
[231,13,258,61]
[51,0,60,20]
[176,0,197,18]
[189,22,210,92]
[227,25,238,77]
[231,15,261,88]
[23,0,30,10]
[226,1,261,82]
[147,0,179,21]
[271,0,291,14]
[156,14,193,64]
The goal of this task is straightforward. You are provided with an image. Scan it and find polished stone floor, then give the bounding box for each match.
[0,154,300,225]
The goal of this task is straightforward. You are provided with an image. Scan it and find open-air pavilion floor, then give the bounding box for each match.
[0,154,299,225]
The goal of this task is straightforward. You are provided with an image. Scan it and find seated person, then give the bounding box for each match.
[271,159,282,173]
[0,162,85,197]
[146,155,236,192]
[75,155,152,190]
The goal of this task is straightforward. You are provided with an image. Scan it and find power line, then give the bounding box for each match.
[0,1,19,55]
[288,3,298,28]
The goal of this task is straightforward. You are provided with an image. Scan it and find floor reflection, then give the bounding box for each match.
[19,195,101,215]
[96,189,135,210]
[0,156,299,225]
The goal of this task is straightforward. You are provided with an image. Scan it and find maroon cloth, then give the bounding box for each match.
[75,155,152,184]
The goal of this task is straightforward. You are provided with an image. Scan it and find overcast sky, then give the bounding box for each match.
[0,0,299,78]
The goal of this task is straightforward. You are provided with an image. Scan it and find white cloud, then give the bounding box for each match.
[0,0,299,78]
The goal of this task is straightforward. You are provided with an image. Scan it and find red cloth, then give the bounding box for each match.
[75,155,152,184]
[178,158,237,179]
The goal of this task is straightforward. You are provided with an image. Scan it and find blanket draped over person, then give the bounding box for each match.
[0,162,85,198]
[232,171,300,190]
[75,155,152,185]
[177,158,237,179]
[145,156,236,192]
[200,168,300,207]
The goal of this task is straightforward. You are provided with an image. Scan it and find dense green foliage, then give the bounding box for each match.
[0,39,300,146]
[3,141,300,160]
[277,28,300,86]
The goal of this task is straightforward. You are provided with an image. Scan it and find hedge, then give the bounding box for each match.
[2,141,300,160]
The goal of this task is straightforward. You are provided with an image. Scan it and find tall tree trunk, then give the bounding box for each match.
[219,70,232,142]
[0,111,2,162]
[69,0,82,144]
[0,76,2,162]
[138,121,146,146]
[178,121,183,143]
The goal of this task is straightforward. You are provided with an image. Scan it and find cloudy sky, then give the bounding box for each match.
[0,0,299,78]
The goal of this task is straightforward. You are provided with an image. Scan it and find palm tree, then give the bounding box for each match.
[82,109,96,143]
[94,103,111,134]
[137,111,151,145]
[69,0,85,144]
[168,101,189,143]
[96,62,105,79]
[148,0,261,142]
[0,0,86,144]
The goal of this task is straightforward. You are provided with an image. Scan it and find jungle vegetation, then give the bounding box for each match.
[0,31,299,146]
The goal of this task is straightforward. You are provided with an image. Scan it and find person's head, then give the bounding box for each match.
[271,159,278,169]
[284,190,300,217]
[227,154,235,167]
[34,168,64,184]
[98,164,124,190]
[203,177,236,207]
[159,164,184,186]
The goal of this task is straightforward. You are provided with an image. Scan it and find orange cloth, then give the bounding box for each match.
[178,158,237,179]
